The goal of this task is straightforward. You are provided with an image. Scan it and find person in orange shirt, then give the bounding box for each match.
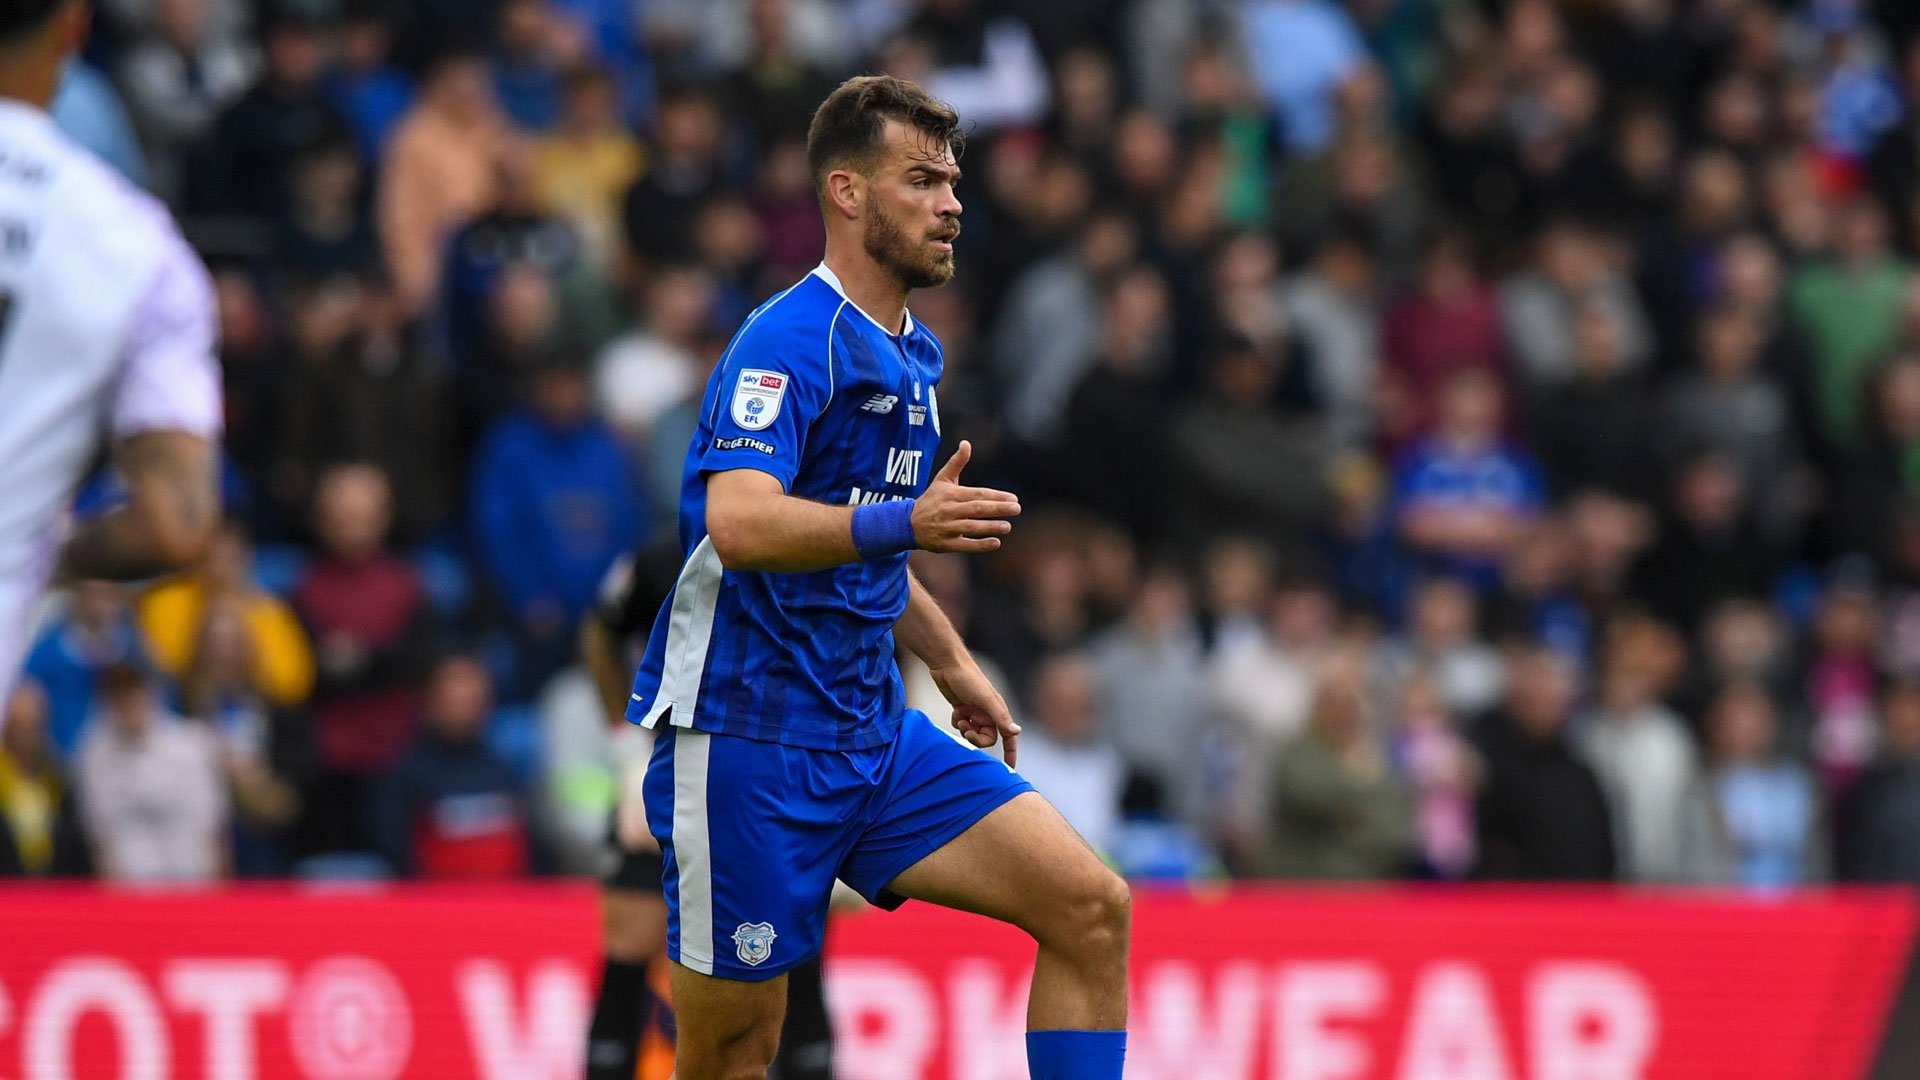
[379,46,508,317]
[138,521,314,709]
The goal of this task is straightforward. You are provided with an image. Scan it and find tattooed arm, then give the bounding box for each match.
[57,430,218,581]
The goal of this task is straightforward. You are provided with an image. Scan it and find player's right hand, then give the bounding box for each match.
[912,440,1021,553]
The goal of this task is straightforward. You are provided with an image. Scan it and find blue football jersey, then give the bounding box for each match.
[626,265,946,751]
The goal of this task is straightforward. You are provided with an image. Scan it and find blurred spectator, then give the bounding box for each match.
[471,359,646,693]
[595,263,713,449]
[1788,196,1911,446]
[723,0,839,146]
[1575,618,1700,883]
[1805,572,1884,797]
[116,0,259,203]
[321,4,413,165]
[1473,647,1615,880]
[972,525,1093,698]
[76,662,230,883]
[1211,577,1340,759]
[1823,354,1920,561]
[273,134,381,281]
[1632,451,1778,632]
[177,596,312,875]
[1265,662,1416,879]
[1681,681,1828,888]
[24,581,145,760]
[271,278,453,540]
[186,8,350,226]
[1392,368,1545,591]
[492,0,573,130]
[1238,0,1366,155]
[621,85,727,264]
[1415,60,1526,241]
[1283,231,1381,447]
[373,654,533,878]
[899,552,1019,739]
[1388,673,1480,880]
[1198,537,1275,655]
[992,210,1136,446]
[1058,267,1173,536]
[896,0,1050,133]
[533,63,644,271]
[1087,565,1206,829]
[753,135,828,285]
[443,141,613,391]
[1498,219,1654,391]
[1273,123,1422,279]
[1678,597,1803,731]
[1486,518,1590,660]
[139,522,315,709]
[1382,231,1507,445]
[1377,577,1506,719]
[51,59,148,187]
[291,465,433,856]
[1868,37,1920,242]
[1167,337,1333,552]
[1013,653,1124,853]
[0,683,86,877]
[380,47,507,316]
[1660,305,1804,542]
[1837,679,1920,884]
[1527,300,1658,503]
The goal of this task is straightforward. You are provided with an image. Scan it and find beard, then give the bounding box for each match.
[863,200,957,290]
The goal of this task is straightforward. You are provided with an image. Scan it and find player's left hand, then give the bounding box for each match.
[930,660,1020,767]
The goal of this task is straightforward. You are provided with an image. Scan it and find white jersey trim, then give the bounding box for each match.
[809,262,914,337]
[641,536,724,731]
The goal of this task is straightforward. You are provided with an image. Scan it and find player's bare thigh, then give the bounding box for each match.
[883,790,1130,957]
[668,961,789,1079]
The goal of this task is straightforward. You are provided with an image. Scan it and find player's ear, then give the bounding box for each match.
[824,168,864,221]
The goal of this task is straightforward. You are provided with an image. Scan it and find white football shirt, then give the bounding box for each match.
[0,98,222,722]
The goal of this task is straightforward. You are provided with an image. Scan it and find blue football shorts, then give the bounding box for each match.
[643,707,1034,980]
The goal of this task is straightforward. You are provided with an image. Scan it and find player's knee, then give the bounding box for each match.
[1045,863,1131,962]
[1085,867,1132,957]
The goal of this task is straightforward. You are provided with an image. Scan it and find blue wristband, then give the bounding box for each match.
[852,499,918,560]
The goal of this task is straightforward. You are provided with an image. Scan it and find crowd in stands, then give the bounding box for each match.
[6,0,1920,892]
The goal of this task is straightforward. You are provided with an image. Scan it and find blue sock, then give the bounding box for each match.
[1025,1029,1126,1080]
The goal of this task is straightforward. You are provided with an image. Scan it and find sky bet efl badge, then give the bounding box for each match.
[732,370,787,430]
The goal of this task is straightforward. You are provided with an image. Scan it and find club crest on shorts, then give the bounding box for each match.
[732,922,778,966]
[732,370,787,430]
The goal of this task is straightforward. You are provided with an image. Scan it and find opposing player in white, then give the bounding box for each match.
[0,0,223,729]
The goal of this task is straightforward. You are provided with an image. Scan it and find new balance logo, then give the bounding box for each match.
[860,394,899,415]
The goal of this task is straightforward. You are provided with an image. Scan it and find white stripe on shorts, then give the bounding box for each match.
[672,729,716,975]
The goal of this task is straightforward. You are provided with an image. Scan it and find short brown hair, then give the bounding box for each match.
[806,75,963,205]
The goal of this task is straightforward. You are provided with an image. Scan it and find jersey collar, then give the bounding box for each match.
[810,262,915,338]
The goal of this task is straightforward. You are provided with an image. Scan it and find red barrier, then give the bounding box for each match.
[0,883,601,1080]
[0,884,1912,1079]
[825,887,1920,1080]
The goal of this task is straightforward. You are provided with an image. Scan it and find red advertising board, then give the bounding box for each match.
[0,884,1912,1079]
[0,883,602,1080]
[825,887,1920,1080]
